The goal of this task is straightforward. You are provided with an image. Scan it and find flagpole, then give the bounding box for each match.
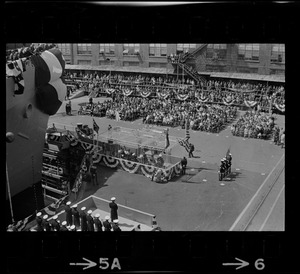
[6,161,15,224]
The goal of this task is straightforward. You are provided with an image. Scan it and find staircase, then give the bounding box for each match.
[178,62,207,85]
[170,44,208,85]
[185,44,208,61]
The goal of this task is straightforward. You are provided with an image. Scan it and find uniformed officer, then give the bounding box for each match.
[93,213,103,232]
[109,197,118,222]
[42,215,51,231]
[181,156,187,175]
[71,204,80,229]
[49,215,60,231]
[86,210,95,231]
[219,159,226,181]
[70,225,77,231]
[221,158,227,176]
[36,212,43,226]
[103,216,112,231]
[112,219,122,231]
[60,221,68,231]
[79,207,88,232]
[65,201,73,227]
[226,154,232,174]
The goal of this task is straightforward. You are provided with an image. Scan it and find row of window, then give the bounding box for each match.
[58,44,285,63]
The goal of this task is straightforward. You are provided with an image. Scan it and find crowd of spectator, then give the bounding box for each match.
[65,71,285,111]
[80,95,237,133]
[231,111,276,139]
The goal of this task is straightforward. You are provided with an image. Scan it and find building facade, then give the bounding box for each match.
[57,44,285,76]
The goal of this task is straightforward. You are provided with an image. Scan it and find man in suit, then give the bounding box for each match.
[93,213,103,232]
[188,143,195,158]
[90,165,98,186]
[109,197,118,222]
[71,204,80,229]
[181,156,187,175]
[65,201,73,227]
[103,216,112,231]
[112,219,121,231]
[86,210,95,232]
[49,215,60,231]
[79,207,88,232]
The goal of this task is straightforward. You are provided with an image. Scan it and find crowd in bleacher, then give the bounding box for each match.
[65,71,285,110]
[231,111,276,139]
[80,95,237,133]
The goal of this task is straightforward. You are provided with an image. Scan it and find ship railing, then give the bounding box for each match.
[48,122,76,133]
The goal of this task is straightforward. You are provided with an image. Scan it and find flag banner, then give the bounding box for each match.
[177,93,189,101]
[274,98,285,113]
[140,90,152,98]
[223,97,235,105]
[123,88,134,96]
[178,138,190,153]
[157,90,170,99]
[226,147,231,158]
[197,92,210,103]
[244,100,258,108]
[106,88,115,94]
[30,48,66,115]
[93,118,100,134]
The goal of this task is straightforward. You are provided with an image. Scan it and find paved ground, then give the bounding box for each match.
[48,96,285,231]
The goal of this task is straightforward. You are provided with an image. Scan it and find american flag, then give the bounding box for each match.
[178,138,190,153]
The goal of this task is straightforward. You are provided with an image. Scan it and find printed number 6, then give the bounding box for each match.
[255,258,265,270]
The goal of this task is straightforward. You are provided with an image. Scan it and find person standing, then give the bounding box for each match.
[86,210,95,232]
[103,216,112,231]
[93,213,103,232]
[188,143,194,158]
[79,207,88,232]
[49,215,60,231]
[35,212,42,227]
[42,215,51,231]
[90,165,98,185]
[72,204,80,229]
[109,197,118,222]
[181,156,187,175]
[280,131,285,149]
[60,221,68,231]
[65,201,73,227]
[112,219,122,231]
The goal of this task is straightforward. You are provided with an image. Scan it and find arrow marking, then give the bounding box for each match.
[223,257,249,270]
[70,257,97,270]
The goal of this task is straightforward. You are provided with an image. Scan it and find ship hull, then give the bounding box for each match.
[6,61,49,199]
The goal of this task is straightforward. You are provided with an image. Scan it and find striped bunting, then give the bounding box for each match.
[30,48,66,115]
[244,100,258,108]
[178,138,190,153]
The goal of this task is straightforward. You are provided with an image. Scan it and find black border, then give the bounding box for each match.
[5,1,299,273]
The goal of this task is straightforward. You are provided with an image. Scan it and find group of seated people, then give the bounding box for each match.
[231,111,275,139]
[64,71,285,111]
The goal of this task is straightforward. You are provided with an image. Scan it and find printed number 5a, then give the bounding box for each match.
[99,258,121,270]
[255,258,265,270]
